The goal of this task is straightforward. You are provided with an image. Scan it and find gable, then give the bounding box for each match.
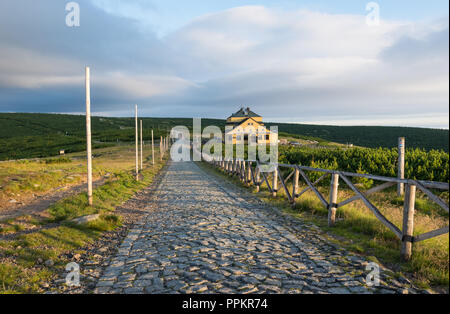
[226,118,270,134]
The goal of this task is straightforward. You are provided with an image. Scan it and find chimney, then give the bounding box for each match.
[246,107,250,115]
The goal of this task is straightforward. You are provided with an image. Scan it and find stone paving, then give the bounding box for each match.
[95,161,420,294]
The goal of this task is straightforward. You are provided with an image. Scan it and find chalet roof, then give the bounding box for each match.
[226,117,264,127]
[228,107,261,119]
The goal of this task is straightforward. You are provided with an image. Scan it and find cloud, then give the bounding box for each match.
[0,2,448,128]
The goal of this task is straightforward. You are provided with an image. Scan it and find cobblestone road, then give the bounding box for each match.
[95,161,419,294]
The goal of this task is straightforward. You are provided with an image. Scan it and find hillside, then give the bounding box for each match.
[0,113,448,160]
[266,123,449,152]
[0,113,224,160]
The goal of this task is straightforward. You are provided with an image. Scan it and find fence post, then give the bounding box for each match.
[247,162,252,186]
[328,173,340,226]
[292,168,300,207]
[398,137,405,196]
[402,184,416,261]
[272,167,278,197]
[255,166,261,192]
[238,160,242,178]
[85,66,93,206]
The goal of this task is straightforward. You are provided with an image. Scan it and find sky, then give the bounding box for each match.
[0,0,448,128]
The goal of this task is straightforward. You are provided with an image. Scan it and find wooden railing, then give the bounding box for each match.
[202,155,449,261]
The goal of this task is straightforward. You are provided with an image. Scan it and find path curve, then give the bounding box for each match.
[0,179,105,222]
[95,161,418,294]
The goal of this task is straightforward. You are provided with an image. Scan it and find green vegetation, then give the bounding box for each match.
[0,113,224,160]
[279,146,449,183]
[1,113,448,161]
[268,123,449,152]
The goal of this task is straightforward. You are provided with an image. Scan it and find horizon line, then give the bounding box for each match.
[1,111,449,130]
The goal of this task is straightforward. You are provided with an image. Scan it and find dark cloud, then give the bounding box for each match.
[0,2,448,128]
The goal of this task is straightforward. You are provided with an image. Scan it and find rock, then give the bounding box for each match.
[9,199,17,203]
[45,259,55,267]
[327,287,351,294]
[71,214,100,225]
[73,253,82,260]
[37,258,44,264]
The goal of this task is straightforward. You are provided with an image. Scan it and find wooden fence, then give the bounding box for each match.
[202,156,449,261]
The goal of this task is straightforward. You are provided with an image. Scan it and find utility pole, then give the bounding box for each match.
[152,130,155,165]
[135,105,139,181]
[140,120,143,171]
[398,137,405,196]
[85,66,93,206]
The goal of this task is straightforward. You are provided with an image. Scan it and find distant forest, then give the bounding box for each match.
[266,122,449,152]
[0,113,448,160]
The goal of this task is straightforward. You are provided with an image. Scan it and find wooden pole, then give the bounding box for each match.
[135,105,139,181]
[85,66,93,206]
[272,167,278,197]
[398,137,405,196]
[255,166,261,192]
[160,136,163,161]
[247,162,252,186]
[140,120,143,171]
[292,168,300,207]
[328,173,340,226]
[402,184,416,261]
[151,130,155,165]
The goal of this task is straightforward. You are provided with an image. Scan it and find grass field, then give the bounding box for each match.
[0,144,167,293]
[200,162,449,293]
[0,145,154,210]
